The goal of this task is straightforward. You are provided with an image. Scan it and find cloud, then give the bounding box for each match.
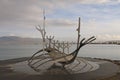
[0,0,119,26]
[46,19,76,27]
[0,0,80,30]
[97,34,120,41]
[0,0,120,40]
[49,0,119,5]
[76,0,110,4]
[0,0,74,27]
[77,0,120,4]
[80,19,120,41]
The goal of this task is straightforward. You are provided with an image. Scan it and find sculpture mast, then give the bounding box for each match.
[36,10,46,53]
[77,17,80,48]
[42,9,46,52]
[43,9,46,42]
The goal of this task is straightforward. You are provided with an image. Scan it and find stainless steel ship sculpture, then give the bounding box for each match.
[28,14,96,73]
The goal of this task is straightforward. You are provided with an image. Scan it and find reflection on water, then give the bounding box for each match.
[0,44,120,60]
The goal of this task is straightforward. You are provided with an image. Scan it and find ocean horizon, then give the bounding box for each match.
[0,44,120,60]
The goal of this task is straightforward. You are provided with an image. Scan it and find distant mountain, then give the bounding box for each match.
[0,36,42,45]
[0,36,20,41]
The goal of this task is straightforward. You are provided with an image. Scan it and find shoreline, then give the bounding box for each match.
[0,57,120,80]
[0,57,30,65]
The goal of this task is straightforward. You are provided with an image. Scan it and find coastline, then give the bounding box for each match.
[0,57,120,80]
[0,57,30,65]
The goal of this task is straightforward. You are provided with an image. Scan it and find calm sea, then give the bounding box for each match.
[0,44,120,60]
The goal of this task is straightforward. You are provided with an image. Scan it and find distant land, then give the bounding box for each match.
[0,36,42,45]
[0,36,120,45]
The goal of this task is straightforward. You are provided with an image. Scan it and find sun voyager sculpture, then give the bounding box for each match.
[28,12,96,74]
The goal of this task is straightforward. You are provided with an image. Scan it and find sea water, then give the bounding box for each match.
[0,44,120,60]
[0,44,42,60]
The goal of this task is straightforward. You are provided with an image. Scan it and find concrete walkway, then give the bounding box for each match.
[74,61,119,80]
[10,57,100,75]
[9,58,120,80]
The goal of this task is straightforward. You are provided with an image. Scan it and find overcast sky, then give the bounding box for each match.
[1,0,120,41]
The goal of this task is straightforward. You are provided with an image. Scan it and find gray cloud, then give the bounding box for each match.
[0,0,119,26]
[0,0,74,28]
[0,0,120,39]
[46,19,76,27]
